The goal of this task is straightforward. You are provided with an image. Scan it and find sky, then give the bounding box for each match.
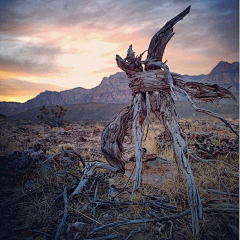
[0,0,239,102]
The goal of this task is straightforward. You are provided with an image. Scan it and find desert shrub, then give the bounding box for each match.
[38,105,68,128]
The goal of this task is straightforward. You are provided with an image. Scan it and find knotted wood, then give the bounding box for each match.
[101,106,133,174]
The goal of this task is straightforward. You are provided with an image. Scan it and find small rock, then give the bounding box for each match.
[103,213,111,220]
[71,222,86,232]
[23,179,36,191]
[64,126,73,131]
[58,128,66,135]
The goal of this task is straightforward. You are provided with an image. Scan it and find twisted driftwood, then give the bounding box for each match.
[101,5,237,234]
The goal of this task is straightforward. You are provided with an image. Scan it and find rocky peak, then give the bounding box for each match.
[210,61,239,75]
[92,72,131,103]
[99,72,128,89]
[201,61,239,86]
[25,91,60,108]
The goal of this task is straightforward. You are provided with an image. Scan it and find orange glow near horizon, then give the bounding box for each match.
[0,95,34,103]
[1,94,61,103]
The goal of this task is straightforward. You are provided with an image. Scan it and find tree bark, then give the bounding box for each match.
[131,93,144,198]
[101,106,133,173]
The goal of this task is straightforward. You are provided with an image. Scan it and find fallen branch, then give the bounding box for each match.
[69,162,118,198]
[90,219,155,235]
[90,207,238,235]
[91,199,177,210]
[84,234,119,240]
[203,207,239,213]
[125,229,145,240]
[54,187,68,240]
[43,150,85,167]
[55,170,80,181]
[92,182,99,218]
[168,220,173,239]
[149,201,178,211]
[204,189,239,198]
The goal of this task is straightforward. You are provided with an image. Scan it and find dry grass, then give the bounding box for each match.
[0,118,239,239]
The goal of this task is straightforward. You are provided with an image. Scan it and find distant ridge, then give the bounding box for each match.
[0,61,238,116]
[9,102,239,122]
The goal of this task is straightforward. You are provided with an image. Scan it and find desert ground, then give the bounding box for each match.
[0,116,239,240]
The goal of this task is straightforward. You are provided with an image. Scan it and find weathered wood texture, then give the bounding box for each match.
[101,106,133,174]
[131,93,144,198]
[70,162,118,198]
[101,5,237,234]
[146,5,191,68]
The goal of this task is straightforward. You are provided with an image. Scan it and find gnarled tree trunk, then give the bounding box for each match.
[101,5,238,234]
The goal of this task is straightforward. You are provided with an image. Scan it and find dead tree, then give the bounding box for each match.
[101,5,237,234]
[70,6,238,235]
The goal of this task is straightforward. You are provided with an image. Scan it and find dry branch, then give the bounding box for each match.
[55,187,68,240]
[90,218,155,236]
[125,229,145,240]
[90,207,238,235]
[173,85,238,137]
[43,150,85,167]
[146,6,191,68]
[69,162,118,198]
[205,189,239,198]
[84,234,119,240]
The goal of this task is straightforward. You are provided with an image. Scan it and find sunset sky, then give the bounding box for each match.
[0,0,239,102]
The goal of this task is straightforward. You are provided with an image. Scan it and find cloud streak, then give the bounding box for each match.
[0,36,65,75]
[0,78,66,102]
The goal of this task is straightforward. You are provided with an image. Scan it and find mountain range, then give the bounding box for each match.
[0,61,239,116]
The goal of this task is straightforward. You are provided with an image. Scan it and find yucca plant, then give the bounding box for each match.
[38,105,68,128]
